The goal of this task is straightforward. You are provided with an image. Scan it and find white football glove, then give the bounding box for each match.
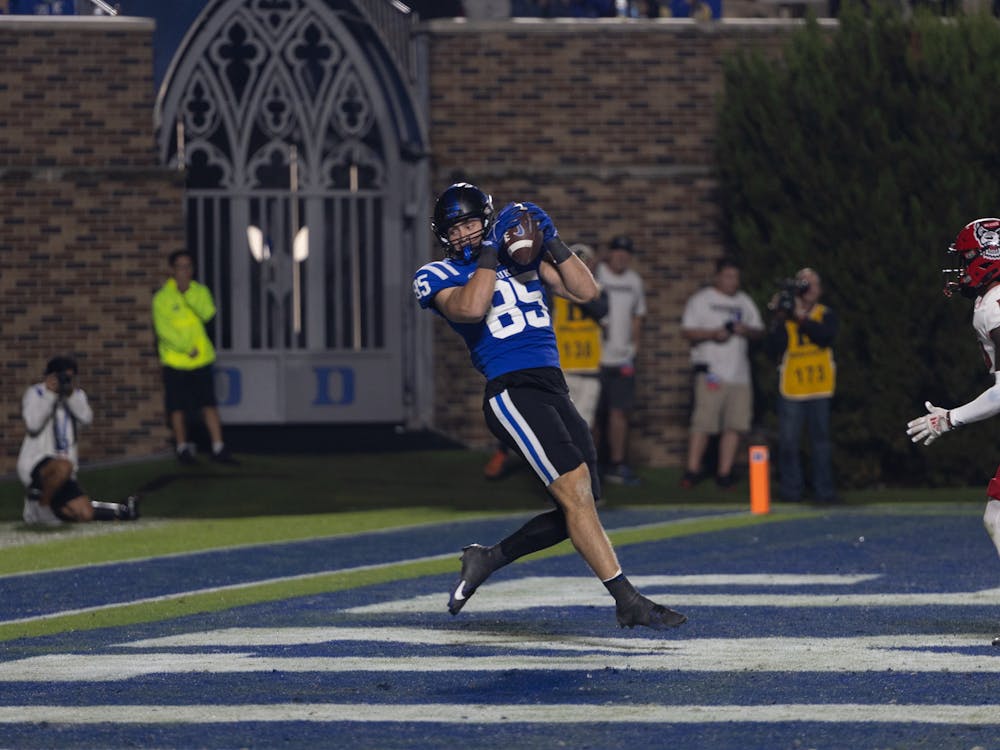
[906,401,953,446]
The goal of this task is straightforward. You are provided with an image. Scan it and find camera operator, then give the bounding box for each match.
[765,267,839,504]
[17,356,139,526]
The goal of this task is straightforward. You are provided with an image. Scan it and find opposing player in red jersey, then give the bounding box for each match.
[907,217,1000,645]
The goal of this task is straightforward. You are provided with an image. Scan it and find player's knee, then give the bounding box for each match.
[550,464,595,511]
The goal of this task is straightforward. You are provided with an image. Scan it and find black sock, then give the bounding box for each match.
[498,509,569,564]
[603,572,641,607]
[90,500,132,521]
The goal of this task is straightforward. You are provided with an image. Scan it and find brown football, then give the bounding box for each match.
[503,210,544,266]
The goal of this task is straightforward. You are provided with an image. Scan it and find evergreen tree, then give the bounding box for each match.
[718,3,1000,487]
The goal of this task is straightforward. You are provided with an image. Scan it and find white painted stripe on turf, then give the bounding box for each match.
[0,515,746,626]
[2,634,999,680]
[344,575,999,614]
[0,703,998,725]
[118,627,973,652]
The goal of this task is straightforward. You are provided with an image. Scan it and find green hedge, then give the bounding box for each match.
[717,3,1000,488]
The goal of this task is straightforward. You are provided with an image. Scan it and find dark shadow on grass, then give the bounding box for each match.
[136,472,291,493]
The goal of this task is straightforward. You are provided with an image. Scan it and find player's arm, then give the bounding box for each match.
[907,326,1000,445]
[432,248,500,324]
[539,245,599,304]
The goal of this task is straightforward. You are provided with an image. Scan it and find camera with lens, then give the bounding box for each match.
[57,371,74,397]
[773,277,810,314]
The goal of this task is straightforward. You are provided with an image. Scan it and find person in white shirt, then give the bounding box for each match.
[18,356,139,526]
[594,235,646,486]
[680,256,764,489]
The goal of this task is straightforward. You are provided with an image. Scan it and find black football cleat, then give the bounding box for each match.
[616,593,687,630]
[448,544,497,616]
[992,635,1000,647]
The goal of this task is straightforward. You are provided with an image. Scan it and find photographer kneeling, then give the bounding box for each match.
[17,356,139,526]
[766,268,839,504]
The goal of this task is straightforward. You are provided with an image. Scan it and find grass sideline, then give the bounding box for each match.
[1,448,987,524]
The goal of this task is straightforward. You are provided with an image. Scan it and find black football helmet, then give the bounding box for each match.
[431,182,494,262]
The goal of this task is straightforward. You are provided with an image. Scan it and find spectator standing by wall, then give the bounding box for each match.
[680,256,764,489]
[594,235,645,486]
[152,250,238,465]
[766,267,838,503]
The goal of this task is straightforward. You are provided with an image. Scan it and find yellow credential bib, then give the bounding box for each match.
[779,304,835,399]
[552,296,602,373]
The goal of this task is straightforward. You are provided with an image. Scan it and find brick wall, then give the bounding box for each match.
[0,17,184,476]
[0,15,807,476]
[425,20,800,466]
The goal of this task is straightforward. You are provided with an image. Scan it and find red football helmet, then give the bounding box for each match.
[945,217,1000,298]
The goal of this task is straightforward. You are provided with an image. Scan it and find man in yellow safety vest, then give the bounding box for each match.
[765,267,838,504]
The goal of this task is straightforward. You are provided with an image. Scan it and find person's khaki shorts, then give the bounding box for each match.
[565,372,600,427]
[690,374,752,434]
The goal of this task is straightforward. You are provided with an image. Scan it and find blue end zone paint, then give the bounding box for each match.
[3,507,1000,749]
[0,508,732,620]
[4,722,997,750]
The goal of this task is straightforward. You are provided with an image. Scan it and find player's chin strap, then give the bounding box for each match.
[544,238,573,265]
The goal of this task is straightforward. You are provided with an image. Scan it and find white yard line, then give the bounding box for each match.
[2,632,997,681]
[0,703,997,725]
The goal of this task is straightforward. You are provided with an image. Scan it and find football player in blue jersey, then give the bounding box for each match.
[413,182,686,631]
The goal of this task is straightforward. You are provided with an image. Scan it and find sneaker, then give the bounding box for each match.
[23,499,63,527]
[211,447,240,465]
[483,448,509,480]
[126,495,141,520]
[716,473,736,490]
[616,593,687,630]
[22,498,39,524]
[605,464,641,486]
[448,544,498,615]
[177,446,197,465]
[679,470,703,489]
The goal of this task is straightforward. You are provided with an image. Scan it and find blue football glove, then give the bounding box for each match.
[486,202,525,247]
[519,201,558,242]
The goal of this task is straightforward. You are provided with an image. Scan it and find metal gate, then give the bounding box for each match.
[155,0,428,424]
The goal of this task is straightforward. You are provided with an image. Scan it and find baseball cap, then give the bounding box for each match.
[609,235,634,253]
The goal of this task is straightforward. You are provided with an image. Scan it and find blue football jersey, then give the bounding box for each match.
[413,254,560,380]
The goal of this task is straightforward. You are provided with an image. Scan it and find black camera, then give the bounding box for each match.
[57,371,74,396]
[774,277,810,314]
